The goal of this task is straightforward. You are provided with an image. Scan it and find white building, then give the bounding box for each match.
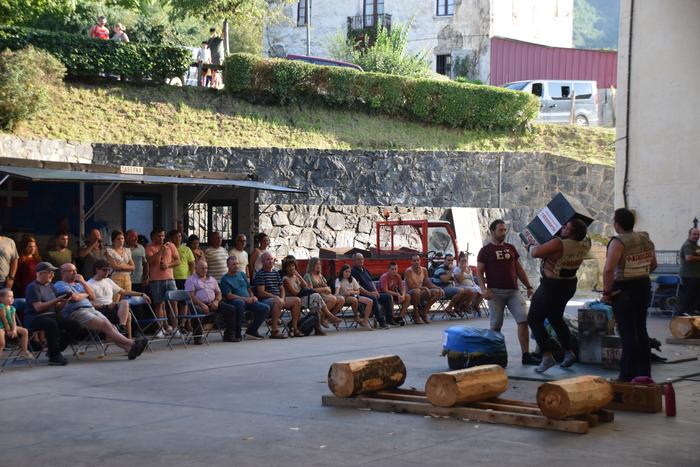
[264,0,573,82]
[615,0,700,250]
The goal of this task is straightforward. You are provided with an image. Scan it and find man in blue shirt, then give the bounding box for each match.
[220,256,270,340]
[351,253,394,328]
[55,263,147,360]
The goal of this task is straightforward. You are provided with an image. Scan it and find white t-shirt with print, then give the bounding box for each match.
[87,277,122,306]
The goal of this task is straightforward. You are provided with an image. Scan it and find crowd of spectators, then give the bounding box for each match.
[0,226,482,368]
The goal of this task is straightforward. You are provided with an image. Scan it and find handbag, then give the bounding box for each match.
[298,287,315,297]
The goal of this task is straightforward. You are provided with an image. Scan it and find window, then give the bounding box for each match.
[297,0,307,26]
[573,83,593,100]
[364,0,384,27]
[531,82,543,97]
[437,0,456,16]
[436,54,451,76]
[548,82,571,100]
[123,194,161,237]
[185,201,237,246]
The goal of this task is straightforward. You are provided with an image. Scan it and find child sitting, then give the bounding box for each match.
[0,288,34,359]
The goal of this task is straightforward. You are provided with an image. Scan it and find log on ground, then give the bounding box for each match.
[327,355,407,398]
[669,316,700,339]
[537,375,613,420]
[425,364,508,407]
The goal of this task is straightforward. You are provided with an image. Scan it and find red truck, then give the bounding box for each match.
[297,219,460,281]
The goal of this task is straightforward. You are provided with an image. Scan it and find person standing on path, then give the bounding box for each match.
[477,219,540,365]
[678,227,700,316]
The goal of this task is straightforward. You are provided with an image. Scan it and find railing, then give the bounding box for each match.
[347,13,392,31]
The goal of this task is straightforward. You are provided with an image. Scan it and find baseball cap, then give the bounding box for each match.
[36,262,58,273]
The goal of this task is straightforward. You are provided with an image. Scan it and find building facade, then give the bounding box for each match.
[615,0,700,249]
[264,0,573,82]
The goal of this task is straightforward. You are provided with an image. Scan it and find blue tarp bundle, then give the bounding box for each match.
[442,327,507,355]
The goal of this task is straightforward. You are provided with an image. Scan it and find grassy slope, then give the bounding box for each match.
[10,82,615,165]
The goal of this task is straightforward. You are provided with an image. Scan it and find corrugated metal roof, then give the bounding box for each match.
[0,165,305,193]
[490,37,618,88]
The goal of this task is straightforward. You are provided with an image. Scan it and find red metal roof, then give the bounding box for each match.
[489,37,618,88]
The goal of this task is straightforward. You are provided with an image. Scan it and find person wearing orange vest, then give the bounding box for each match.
[527,218,591,373]
[89,16,110,40]
[603,208,657,382]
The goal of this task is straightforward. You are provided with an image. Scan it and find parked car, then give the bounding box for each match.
[503,80,599,126]
[285,54,363,72]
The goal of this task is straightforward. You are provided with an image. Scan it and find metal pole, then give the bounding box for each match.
[497,155,503,208]
[223,19,230,55]
[172,185,178,230]
[306,0,311,55]
[79,181,85,243]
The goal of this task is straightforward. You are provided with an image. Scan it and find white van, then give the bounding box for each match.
[503,80,599,126]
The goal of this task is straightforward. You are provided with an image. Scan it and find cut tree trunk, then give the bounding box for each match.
[537,375,614,420]
[425,364,508,407]
[669,316,700,339]
[327,355,407,398]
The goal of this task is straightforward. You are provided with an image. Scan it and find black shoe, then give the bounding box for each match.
[223,334,241,343]
[394,317,406,326]
[244,331,264,340]
[193,337,203,345]
[522,352,542,365]
[118,324,128,337]
[128,339,148,360]
[48,355,69,366]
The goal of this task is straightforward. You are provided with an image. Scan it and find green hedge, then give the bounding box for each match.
[224,53,540,130]
[0,26,191,83]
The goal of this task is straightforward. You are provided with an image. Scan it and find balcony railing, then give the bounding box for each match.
[347,13,392,32]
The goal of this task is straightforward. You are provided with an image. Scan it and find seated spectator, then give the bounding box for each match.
[78,228,105,279]
[185,260,241,343]
[0,288,33,359]
[249,233,270,277]
[47,232,73,271]
[55,263,147,360]
[145,228,180,338]
[335,264,373,329]
[453,254,482,313]
[252,251,297,338]
[13,235,41,298]
[105,230,134,293]
[126,230,148,293]
[89,16,109,40]
[432,253,471,317]
[24,262,82,366]
[281,257,338,335]
[229,234,249,278]
[204,231,228,281]
[379,262,410,325]
[220,256,270,340]
[404,254,444,324]
[351,253,394,328]
[186,234,205,262]
[111,23,129,42]
[88,259,150,338]
[304,257,345,322]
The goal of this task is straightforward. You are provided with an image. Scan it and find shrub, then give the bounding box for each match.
[224,53,540,131]
[0,26,191,83]
[0,46,66,130]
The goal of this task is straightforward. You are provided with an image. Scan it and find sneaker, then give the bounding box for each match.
[378,324,390,330]
[193,337,203,345]
[244,331,264,340]
[154,329,166,339]
[128,339,148,360]
[394,317,406,327]
[522,352,542,366]
[172,329,182,338]
[535,355,557,373]
[48,355,69,366]
[118,324,128,337]
[223,335,241,343]
[560,351,577,368]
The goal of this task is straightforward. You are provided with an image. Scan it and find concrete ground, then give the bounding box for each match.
[2,299,699,467]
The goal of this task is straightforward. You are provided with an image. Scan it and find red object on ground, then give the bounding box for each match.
[664,379,676,417]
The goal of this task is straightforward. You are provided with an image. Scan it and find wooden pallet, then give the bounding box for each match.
[322,388,613,434]
[666,337,700,346]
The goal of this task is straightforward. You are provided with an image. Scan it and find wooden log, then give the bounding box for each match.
[425,364,508,407]
[537,375,613,420]
[669,316,700,339]
[327,355,406,398]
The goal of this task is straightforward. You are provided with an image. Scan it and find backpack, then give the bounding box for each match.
[299,313,318,336]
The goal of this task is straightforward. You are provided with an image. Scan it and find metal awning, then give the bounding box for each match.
[0,165,305,193]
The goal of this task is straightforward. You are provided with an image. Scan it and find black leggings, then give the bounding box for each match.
[612,278,651,381]
[528,277,577,354]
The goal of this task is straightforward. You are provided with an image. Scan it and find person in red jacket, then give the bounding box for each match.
[89,16,109,40]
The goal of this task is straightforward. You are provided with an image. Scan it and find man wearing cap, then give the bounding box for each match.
[24,262,83,366]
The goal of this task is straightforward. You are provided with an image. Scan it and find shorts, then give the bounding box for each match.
[69,307,108,327]
[95,304,120,325]
[175,279,186,290]
[260,297,279,308]
[487,288,528,330]
[150,279,177,304]
[443,286,461,299]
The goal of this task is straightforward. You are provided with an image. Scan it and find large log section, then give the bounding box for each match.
[537,375,614,419]
[327,355,407,398]
[425,365,509,407]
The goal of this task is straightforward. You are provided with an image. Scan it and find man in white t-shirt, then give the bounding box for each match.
[228,234,249,277]
[88,259,150,337]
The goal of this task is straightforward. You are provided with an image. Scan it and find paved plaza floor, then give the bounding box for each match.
[2,301,699,466]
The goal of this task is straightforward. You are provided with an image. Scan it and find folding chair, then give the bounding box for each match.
[648,275,681,315]
[1,299,34,369]
[127,296,164,352]
[165,290,209,347]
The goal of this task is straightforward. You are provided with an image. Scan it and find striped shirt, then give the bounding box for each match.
[252,269,283,297]
[204,247,228,281]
